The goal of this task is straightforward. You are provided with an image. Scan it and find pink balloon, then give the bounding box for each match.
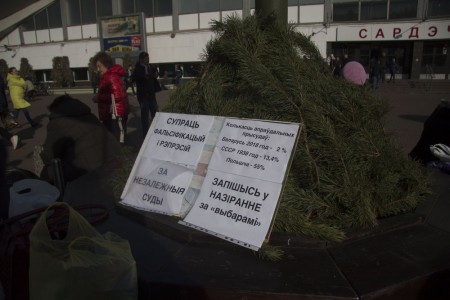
[342,61,367,86]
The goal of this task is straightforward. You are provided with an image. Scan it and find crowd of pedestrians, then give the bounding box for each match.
[326,52,399,89]
[0,50,165,197]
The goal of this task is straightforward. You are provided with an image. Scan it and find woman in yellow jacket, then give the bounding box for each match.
[7,67,37,127]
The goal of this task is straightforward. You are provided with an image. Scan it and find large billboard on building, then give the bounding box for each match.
[99,13,146,57]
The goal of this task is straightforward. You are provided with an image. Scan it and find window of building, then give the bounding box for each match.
[428,0,450,17]
[199,0,219,13]
[180,0,198,14]
[35,70,52,82]
[97,0,113,17]
[21,16,35,31]
[289,0,299,5]
[360,0,387,20]
[299,0,325,4]
[34,9,49,30]
[121,0,135,14]
[422,42,447,74]
[389,0,417,19]
[67,0,81,26]
[154,0,172,16]
[136,0,154,17]
[80,0,97,24]
[220,0,242,11]
[333,0,359,21]
[72,67,88,81]
[48,2,62,28]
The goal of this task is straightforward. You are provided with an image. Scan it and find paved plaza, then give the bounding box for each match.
[3,81,450,299]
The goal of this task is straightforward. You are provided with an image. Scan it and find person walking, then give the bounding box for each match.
[0,74,19,149]
[371,60,382,89]
[388,58,398,83]
[333,56,343,77]
[342,53,350,67]
[380,52,387,83]
[132,51,161,137]
[6,67,38,127]
[124,64,136,95]
[92,52,129,144]
[174,64,183,86]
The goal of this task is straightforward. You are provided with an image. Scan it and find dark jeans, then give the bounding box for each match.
[137,93,158,137]
[389,72,396,82]
[13,108,35,126]
[126,82,136,95]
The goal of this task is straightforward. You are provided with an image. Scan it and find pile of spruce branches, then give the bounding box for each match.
[164,15,429,242]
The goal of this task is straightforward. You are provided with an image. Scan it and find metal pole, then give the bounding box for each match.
[52,158,65,201]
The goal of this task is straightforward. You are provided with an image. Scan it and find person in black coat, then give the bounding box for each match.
[0,74,8,118]
[40,95,122,184]
[132,51,161,137]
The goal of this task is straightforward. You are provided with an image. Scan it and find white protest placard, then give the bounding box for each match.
[120,112,214,216]
[208,119,299,183]
[120,158,193,215]
[120,112,301,249]
[141,113,215,166]
[180,119,301,250]
[181,169,283,250]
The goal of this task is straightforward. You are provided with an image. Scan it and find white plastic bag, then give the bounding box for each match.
[430,144,450,162]
[111,94,124,143]
[29,203,137,300]
[8,179,59,217]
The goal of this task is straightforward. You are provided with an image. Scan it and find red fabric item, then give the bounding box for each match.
[97,64,129,122]
[342,61,367,86]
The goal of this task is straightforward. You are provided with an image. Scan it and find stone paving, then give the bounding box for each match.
[3,80,450,299]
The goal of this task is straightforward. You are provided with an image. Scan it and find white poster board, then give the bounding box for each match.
[120,113,214,215]
[208,119,299,183]
[181,170,283,250]
[180,119,300,250]
[120,112,301,250]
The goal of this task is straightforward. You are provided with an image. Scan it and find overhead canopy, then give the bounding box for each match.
[0,0,55,42]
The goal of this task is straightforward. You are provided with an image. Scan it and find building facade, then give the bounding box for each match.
[0,0,449,83]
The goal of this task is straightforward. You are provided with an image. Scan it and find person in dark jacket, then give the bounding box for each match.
[40,95,122,184]
[371,60,382,89]
[174,64,183,86]
[124,64,136,95]
[132,51,160,137]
